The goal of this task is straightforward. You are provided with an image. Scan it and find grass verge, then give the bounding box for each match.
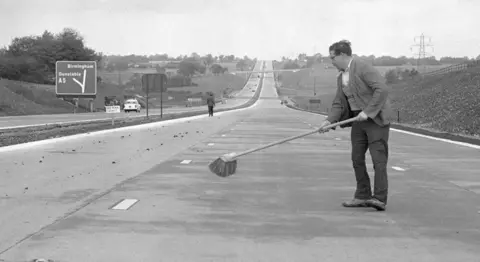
[0,79,84,116]
[274,61,480,143]
[283,103,480,147]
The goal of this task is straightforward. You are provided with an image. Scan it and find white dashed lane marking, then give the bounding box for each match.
[111,199,139,210]
[180,160,192,164]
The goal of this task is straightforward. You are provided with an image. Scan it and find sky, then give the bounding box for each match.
[0,0,479,60]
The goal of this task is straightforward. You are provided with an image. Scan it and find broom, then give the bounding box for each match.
[208,116,360,177]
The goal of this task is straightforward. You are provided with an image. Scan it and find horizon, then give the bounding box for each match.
[0,0,478,60]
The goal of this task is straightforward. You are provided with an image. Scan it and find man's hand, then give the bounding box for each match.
[318,120,331,133]
[357,111,368,121]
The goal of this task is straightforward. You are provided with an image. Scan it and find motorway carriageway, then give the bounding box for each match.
[0,60,264,130]
[0,61,479,261]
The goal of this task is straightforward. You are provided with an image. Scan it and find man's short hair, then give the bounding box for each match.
[329,40,352,56]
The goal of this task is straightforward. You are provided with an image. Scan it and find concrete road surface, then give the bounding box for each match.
[0,61,264,130]
[1,61,480,262]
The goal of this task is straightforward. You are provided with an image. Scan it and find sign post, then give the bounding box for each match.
[56,61,97,99]
[310,67,324,96]
[105,105,121,125]
[141,73,167,118]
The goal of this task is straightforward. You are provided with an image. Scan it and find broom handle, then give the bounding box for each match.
[232,116,359,159]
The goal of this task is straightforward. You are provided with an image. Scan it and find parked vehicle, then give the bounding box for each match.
[123,99,141,113]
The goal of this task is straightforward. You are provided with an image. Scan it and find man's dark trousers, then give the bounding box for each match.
[208,105,214,116]
[350,111,390,204]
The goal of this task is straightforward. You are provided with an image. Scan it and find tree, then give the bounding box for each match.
[236,59,247,70]
[0,27,102,84]
[204,54,214,66]
[224,55,234,62]
[297,53,307,61]
[178,61,206,77]
[149,53,169,61]
[125,73,142,89]
[211,64,227,75]
[202,54,214,74]
[385,69,398,84]
[283,60,300,70]
[196,63,206,74]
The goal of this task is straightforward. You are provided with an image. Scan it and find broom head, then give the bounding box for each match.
[208,152,238,177]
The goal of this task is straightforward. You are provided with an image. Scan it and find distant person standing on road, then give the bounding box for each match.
[318,40,392,211]
[206,93,215,117]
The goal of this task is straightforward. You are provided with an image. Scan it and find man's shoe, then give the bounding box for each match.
[342,198,369,208]
[365,198,386,211]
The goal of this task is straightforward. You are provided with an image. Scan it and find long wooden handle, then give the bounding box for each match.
[232,116,359,159]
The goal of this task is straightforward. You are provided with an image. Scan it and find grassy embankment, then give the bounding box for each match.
[274,61,480,138]
[0,62,249,116]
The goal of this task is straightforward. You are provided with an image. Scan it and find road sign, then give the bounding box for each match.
[105,105,121,113]
[309,99,321,104]
[187,98,202,102]
[105,105,121,126]
[141,73,167,93]
[141,73,168,118]
[56,61,97,98]
[186,97,203,107]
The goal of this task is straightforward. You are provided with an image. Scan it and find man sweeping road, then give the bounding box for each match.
[319,40,392,211]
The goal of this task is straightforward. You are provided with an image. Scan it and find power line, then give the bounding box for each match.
[410,33,434,73]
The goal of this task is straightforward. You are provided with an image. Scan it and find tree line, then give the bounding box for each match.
[0,28,257,85]
[0,28,102,84]
[105,53,251,72]
[5,27,475,85]
[280,53,480,70]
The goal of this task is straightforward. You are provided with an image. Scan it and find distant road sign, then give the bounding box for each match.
[186,97,203,107]
[309,99,321,104]
[187,98,202,102]
[56,61,97,98]
[105,105,121,126]
[142,73,167,93]
[105,105,121,113]
[141,73,167,118]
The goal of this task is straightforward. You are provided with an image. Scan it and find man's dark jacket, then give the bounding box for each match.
[206,96,215,107]
[327,58,393,128]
